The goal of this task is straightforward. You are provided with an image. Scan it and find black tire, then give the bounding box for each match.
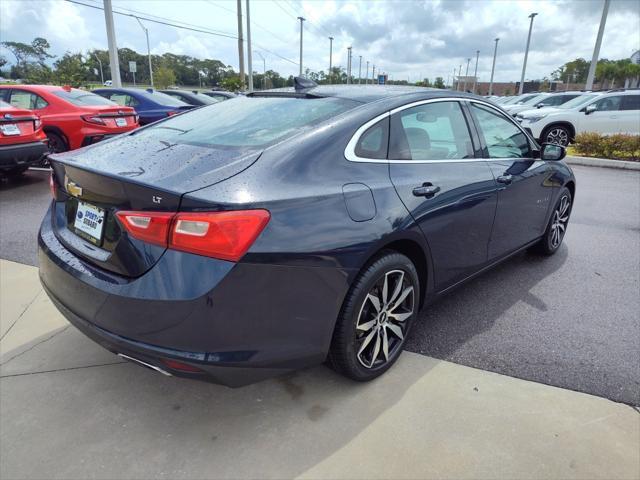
[45,132,68,154]
[532,187,572,255]
[328,251,420,381]
[542,124,571,146]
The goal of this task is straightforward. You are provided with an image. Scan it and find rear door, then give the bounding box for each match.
[577,95,624,134]
[468,101,552,259]
[387,99,498,291]
[618,95,640,134]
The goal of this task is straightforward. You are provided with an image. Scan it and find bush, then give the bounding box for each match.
[573,133,640,161]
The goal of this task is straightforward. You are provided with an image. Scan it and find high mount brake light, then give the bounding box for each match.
[116,210,271,262]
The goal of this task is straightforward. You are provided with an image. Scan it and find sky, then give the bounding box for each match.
[1,0,639,84]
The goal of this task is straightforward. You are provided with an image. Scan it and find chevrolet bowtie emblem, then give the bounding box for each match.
[66,181,83,198]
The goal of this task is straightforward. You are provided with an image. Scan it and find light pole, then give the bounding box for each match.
[489,38,499,95]
[457,64,462,91]
[585,0,610,90]
[328,36,333,83]
[103,0,121,87]
[94,53,104,85]
[366,61,369,85]
[236,0,245,90]
[372,64,376,84]
[358,55,362,84]
[246,0,253,92]
[346,46,352,84]
[297,17,305,76]
[254,50,265,89]
[135,17,153,88]
[519,12,538,95]
[463,58,470,91]
[472,50,480,94]
[452,67,456,89]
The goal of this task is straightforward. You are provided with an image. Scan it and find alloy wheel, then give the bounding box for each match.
[355,269,415,369]
[550,195,570,248]
[546,127,569,146]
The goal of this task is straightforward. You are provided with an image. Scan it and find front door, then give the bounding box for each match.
[577,95,624,135]
[388,100,498,291]
[467,102,553,259]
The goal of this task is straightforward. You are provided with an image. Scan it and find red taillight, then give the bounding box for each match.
[170,210,270,261]
[81,115,106,125]
[160,358,204,373]
[115,211,174,247]
[49,172,57,199]
[115,209,270,261]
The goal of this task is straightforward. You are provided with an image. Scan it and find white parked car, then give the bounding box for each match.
[517,90,640,146]
[503,93,552,116]
[103,80,113,86]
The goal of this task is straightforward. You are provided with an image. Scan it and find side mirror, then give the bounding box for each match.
[536,102,544,108]
[540,142,566,161]
[585,104,597,115]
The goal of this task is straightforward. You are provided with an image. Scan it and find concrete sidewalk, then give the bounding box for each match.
[1,259,639,480]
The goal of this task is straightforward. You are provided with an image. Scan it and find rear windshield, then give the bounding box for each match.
[142,90,189,107]
[54,89,117,106]
[133,96,360,147]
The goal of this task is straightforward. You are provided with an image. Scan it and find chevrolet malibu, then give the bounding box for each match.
[39,81,576,386]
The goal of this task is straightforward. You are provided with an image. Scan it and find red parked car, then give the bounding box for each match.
[0,100,48,175]
[0,85,139,154]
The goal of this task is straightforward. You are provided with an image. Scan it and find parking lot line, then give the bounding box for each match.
[1,258,638,479]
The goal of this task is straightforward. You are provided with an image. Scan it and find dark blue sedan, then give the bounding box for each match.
[40,80,575,386]
[93,87,194,125]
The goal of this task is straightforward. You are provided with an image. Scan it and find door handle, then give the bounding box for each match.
[412,183,440,198]
[496,174,513,185]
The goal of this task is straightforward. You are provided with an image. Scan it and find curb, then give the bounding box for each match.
[565,155,640,171]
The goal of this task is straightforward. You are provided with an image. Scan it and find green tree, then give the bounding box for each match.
[220,75,242,92]
[154,66,176,89]
[53,52,87,87]
[1,37,54,79]
[433,77,445,88]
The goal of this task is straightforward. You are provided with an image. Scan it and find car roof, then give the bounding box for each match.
[161,89,199,95]
[1,85,70,92]
[255,85,479,104]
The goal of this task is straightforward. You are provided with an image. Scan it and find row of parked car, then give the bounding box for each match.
[488,89,640,146]
[0,85,235,175]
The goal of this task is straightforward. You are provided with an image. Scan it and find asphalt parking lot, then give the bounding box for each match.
[0,164,639,406]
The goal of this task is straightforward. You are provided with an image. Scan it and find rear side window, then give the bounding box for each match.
[621,95,640,111]
[134,96,359,148]
[54,89,116,106]
[389,101,474,160]
[109,94,139,107]
[10,90,48,110]
[592,96,623,111]
[355,117,389,159]
[471,103,531,159]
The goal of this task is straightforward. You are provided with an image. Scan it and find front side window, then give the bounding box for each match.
[471,103,531,159]
[621,95,640,111]
[389,101,474,160]
[592,96,623,112]
[10,90,48,110]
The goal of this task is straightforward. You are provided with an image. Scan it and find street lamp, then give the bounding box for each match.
[489,38,499,96]
[254,50,266,89]
[472,50,480,94]
[135,17,154,88]
[93,53,104,85]
[462,58,471,91]
[519,12,538,95]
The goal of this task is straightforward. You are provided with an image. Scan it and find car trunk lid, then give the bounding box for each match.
[49,135,262,277]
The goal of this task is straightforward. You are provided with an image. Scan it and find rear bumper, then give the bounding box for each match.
[0,141,47,170]
[38,204,350,386]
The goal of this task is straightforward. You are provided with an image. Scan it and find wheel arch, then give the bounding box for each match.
[564,180,576,201]
[42,126,69,147]
[543,121,576,143]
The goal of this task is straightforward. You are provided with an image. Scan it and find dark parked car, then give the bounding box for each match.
[40,80,575,386]
[160,89,220,107]
[201,90,236,102]
[93,87,194,125]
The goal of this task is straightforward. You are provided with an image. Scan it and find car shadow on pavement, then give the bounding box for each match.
[0,170,48,192]
[0,323,436,479]
[406,244,569,379]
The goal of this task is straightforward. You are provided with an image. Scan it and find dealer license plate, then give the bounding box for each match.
[115,117,127,127]
[74,202,105,245]
[0,124,20,136]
